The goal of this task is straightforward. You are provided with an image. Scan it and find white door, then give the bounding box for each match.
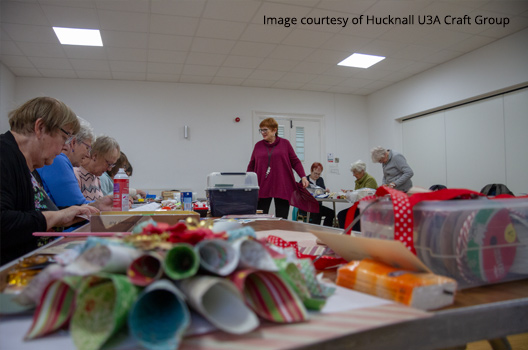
[252,112,325,179]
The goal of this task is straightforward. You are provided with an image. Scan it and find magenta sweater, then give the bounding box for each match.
[247,137,306,201]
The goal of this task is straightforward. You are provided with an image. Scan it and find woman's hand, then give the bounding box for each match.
[90,195,114,211]
[301,177,310,188]
[42,205,95,230]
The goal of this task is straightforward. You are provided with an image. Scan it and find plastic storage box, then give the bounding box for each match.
[206,172,259,217]
[358,197,528,289]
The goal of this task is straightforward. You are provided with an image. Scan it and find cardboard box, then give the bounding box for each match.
[206,172,259,217]
[161,190,180,200]
[90,211,199,232]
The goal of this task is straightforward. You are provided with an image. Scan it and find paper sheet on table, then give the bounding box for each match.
[130,202,161,211]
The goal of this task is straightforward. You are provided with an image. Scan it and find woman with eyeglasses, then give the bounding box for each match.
[75,135,120,202]
[247,117,309,219]
[0,97,98,265]
[100,151,146,199]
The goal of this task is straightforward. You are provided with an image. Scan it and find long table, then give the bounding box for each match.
[1,219,527,350]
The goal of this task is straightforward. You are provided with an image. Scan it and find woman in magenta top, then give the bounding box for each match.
[247,118,309,219]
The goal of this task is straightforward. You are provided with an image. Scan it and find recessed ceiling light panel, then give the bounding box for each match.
[53,27,103,46]
[338,53,385,68]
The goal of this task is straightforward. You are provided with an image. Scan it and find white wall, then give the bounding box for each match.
[0,63,16,132]
[9,78,368,199]
[366,28,528,186]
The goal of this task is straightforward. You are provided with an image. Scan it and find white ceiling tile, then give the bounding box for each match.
[146,73,180,82]
[1,2,49,26]
[196,19,247,40]
[282,28,334,48]
[186,52,226,66]
[211,76,245,85]
[9,66,42,76]
[448,35,496,53]
[374,57,413,71]
[299,84,332,92]
[95,0,149,13]
[63,46,106,60]
[316,0,377,15]
[190,38,236,55]
[359,39,405,56]
[0,39,24,55]
[216,67,254,79]
[304,48,347,64]
[481,1,528,15]
[2,23,58,43]
[41,4,99,28]
[271,81,305,90]
[17,42,65,57]
[76,69,112,79]
[248,69,285,80]
[421,49,464,64]
[222,55,264,69]
[111,71,146,80]
[230,41,276,57]
[321,34,372,51]
[151,0,207,18]
[309,74,347,85]
[279,72,317,83]
[413,28,473,49]
[203,0,261,22]
[182,64,218,76]
[148,50,187,64]
[150,15,200,36]
[258,58,298,71]
[338,77,373,88]
[326,85,360,94]
[39,68,77,78]
[147,62,183,75]
[252,2,313,24]
[179,75,214,84]
[28,56,72,69]
[98,10,149,32]
[1,54,34,67]
[324,65,359,78]
[239,24,291,44]
[69,58,110,71]
[268,45,314,60]
[101,31,148,49]
[292,61,333,74]
[106,47,147,61]
[148,34,193,51]
[109,60,146,72]
[242,79,275,88]
[392,44,439,61]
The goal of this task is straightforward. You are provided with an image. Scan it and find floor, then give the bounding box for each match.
[465,333,528,350]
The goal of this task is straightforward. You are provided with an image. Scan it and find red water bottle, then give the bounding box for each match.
[113,168,129,211]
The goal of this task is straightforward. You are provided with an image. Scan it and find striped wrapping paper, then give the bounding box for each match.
[178,302,430,350]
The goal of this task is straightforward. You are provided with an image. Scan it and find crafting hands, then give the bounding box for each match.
[388,183,396,189]
[301,177,310,188]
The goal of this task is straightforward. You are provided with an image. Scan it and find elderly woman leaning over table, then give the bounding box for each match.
[337,160,378,230]
[75,135,120,202]
[0,97,99,265]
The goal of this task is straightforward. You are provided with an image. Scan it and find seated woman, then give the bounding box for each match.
[75,135,120,202]
[298,162,335,227]
[100,151,146,199]
[0,97,98,265]
[337,160,378,230]
[36,117,111,211]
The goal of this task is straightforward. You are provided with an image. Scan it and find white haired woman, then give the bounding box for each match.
[337,160,378,229]
[371,146,413,192]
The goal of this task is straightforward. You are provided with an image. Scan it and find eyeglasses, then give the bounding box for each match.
[312,172,321,176]
[60,128,74,145]
[80,141,92,153]
[258,128,270,134]
[105,158,117,169]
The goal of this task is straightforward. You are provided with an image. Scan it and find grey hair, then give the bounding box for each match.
[350,160,366,173]
[371,146,387,163]
[74,116,94,144]
[91,135,120,157]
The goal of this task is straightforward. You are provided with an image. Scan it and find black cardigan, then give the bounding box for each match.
[0,131,47,265]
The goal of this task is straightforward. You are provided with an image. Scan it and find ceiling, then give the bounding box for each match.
[2,0,528,96]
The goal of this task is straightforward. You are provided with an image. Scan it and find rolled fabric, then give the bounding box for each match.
[163,243,200,280]
[232,237,278,271]
[24,275,83,339]
[70,273,139,350]
[178,276,259,334]
[127,252,164,286]
[65,244,142,276]
[230,270,308,323]
[195,239,239,276]
[128,279,190,350]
